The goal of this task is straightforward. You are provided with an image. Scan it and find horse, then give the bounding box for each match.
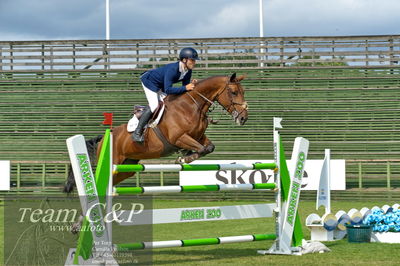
[63,73,248,193]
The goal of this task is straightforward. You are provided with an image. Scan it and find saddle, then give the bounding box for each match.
[127,102,179,156]
[127,102,165,132]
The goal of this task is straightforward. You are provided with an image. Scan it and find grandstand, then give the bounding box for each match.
[0,35,399,195]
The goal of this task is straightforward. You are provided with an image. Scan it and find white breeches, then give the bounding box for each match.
[142,83,167,112]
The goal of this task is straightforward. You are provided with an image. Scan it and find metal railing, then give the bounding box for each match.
[1,35,400,71]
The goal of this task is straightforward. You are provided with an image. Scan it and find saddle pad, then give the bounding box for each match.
[127,104,165,132]
[127,115,139,132]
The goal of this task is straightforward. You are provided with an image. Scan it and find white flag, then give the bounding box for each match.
[317,149,331,214]
[273,117,283,130]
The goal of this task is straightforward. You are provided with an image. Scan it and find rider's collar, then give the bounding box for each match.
[179,61,188,74]
[179,61,188,80]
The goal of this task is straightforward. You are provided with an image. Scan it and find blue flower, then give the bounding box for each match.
[362,207,400,232]
[382,225,390,232]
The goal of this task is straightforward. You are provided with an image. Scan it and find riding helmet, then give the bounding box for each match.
[179,47,200,61]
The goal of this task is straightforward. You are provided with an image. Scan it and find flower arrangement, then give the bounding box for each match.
[363,209,400,232]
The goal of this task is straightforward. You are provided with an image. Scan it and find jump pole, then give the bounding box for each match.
[116,234,277,251]
[113,162,277,173]
[114,183,276,195]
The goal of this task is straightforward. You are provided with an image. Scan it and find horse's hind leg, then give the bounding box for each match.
[113,172,136,185]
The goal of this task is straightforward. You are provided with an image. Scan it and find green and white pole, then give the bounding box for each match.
[116,234,276,251]
[114,162,277,173]
[114,183,276,195]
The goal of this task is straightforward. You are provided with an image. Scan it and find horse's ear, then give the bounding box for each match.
[230,73,237,82]
[237,75,246,81]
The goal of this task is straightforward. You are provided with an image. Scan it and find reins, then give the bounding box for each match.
[186,77,246,121]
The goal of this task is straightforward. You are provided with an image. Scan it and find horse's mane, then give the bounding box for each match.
[166,75,227,102]
[195,75,227,86]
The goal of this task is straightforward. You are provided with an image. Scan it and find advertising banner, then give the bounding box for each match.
[0,160,10,190]
[179,160,345,190]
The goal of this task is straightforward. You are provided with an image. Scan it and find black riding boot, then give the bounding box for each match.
[132,107,153,143]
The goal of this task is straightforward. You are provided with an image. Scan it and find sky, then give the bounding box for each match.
[0,0,399,41]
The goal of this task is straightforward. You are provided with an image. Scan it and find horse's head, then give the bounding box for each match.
[216,73,248,125]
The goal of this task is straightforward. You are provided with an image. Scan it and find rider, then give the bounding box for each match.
[132,47,200,143]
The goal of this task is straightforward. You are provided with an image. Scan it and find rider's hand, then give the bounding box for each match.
[186,83,195,91]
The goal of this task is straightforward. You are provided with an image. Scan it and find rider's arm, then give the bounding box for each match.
[163,67,187,94]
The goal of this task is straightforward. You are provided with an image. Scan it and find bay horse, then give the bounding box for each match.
[63,73,248,193]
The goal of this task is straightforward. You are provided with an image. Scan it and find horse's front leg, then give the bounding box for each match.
[175,134,215,164]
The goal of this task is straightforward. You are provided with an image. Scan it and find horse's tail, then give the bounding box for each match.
[63,135,103,194]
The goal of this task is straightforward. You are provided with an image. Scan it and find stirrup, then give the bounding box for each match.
[132,131,145,143]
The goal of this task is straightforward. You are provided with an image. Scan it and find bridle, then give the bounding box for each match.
[187,78,246,121]
[215,80,247,120]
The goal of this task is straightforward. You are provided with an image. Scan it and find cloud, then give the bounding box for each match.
[187,2,259,38]
[0,0,104,40]
[109,0,240,39]
[0,0,399,41]
[264,0,400,36]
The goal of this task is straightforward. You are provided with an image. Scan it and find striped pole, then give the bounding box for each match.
[113,162,277,173]
[116,234,276,251]
[115,183,276,195]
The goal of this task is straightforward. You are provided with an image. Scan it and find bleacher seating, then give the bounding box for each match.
[1,66,400,191]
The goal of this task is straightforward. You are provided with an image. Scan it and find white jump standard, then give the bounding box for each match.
[65,117,310,265]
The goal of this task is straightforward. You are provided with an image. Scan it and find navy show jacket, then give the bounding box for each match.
[140,62,192,94]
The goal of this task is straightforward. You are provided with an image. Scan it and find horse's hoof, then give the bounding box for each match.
[71,222,81,234]
[175,157,186,164]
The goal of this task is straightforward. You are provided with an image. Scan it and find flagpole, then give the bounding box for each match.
[259,0,265,67]
[106,0,110,40]
[259,0,264,38]
[105,0,110,69]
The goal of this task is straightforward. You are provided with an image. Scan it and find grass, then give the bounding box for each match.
[111,200,400,265]
[0,202,3,266]
[1,199,400,265]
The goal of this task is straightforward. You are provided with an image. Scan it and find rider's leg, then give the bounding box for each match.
[132,84,158,143]
[132,106,152,142]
